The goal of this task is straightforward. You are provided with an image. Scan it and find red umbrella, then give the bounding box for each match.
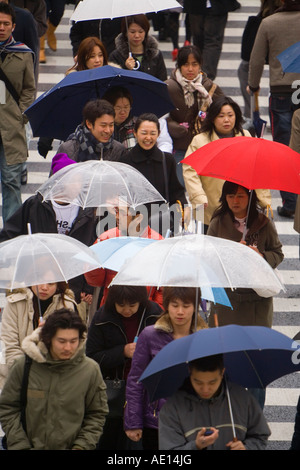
[182,136,300,194]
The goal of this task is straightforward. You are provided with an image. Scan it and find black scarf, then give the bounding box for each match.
[73,124,113,161]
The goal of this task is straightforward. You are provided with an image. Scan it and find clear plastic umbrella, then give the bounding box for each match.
[70,0,181,22]
[37,160,165,209]
[111,234,285,295]
[0,232,102,291]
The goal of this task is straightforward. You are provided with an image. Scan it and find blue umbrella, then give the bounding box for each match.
[139,324,300,401]
[277,41,300,73]
[90,236,232,307]
[24,65,175,141]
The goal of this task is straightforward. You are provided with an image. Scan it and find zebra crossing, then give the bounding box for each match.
[0,0,299,450]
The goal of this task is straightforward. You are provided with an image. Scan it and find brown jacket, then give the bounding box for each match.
[165,70,224,151]
[290,109,300,233]
[207,211,284,328]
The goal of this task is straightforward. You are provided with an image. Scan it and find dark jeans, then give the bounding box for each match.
[142,427,159,450]
[189,13,228,80]
[269,93,300,212]
[45,0,66,26]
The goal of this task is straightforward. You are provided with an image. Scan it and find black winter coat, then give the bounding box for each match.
[86,301,162,380]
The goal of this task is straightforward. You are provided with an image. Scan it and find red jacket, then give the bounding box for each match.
[84,226,164,308]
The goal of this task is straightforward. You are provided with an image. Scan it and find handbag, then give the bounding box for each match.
[104,376,126,418]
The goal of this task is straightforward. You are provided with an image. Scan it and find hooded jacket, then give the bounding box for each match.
[159,380,271,450]
[0,328,108,450]
[0,287,77,386]
[109,33,167,81]
[124,313,207,431]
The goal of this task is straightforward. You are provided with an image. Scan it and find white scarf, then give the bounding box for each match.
[175,69,212,109]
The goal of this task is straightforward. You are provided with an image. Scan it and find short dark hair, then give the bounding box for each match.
[162,287,201,312]
[121,14,150,38]
[83,99,115,125]
[104,285,149,313]
[134,113,160,133]
[189,354,224,373]
[40,308,86,350]
[0,2,16,24]
[103,86,133,106]
[200,95,245,137]
[176,45,202,69]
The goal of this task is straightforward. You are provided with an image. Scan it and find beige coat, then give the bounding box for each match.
[0,288,77,387]
[290,109,300,234]
[182,130,272,225]
[0,51,36,164]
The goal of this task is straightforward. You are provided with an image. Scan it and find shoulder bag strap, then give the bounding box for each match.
[0,68,20,104]
[20,354,32,433]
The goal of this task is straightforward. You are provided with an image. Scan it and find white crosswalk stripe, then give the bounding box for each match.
[0,0,299,450]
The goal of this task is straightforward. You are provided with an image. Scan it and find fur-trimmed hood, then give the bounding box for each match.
[21,327,86,364]
[113,32,161,60]
[154,312,207,333]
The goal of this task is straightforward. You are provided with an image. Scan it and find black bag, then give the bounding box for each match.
[104,378,126,418]
[1,355,32,450]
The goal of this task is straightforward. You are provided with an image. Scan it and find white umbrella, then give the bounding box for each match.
[0,232,102,290]
[70,0,181,22]
[37,160,165,209]
[111,234,285,295]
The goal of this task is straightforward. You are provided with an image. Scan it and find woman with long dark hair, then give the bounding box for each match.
[86,285,162,450]
[207,181,283,328]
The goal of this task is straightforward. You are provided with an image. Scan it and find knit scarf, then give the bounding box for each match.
[175,68,212,109]
[73,124,113,161]
[0,34,32,54]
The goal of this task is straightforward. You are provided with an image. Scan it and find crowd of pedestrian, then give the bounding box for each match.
[0,0,299,452]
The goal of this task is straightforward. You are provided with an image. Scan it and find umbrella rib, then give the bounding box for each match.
[9,239,28,290]
[209,243,234,290]
[105,162,135,207]
[243,351,264,388]
[33,238,69,283]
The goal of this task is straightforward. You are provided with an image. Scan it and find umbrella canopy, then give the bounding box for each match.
[0,232,102,290]
[139,324,300,400]
[37,160,165,209]
[91,235,232,307]
[70,0,181,22]
[25,65,175,141]
[182,136,300,194]
[111,234,284,295]
[277,41,300,73]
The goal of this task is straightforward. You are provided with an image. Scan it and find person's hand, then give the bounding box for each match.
[195,427,219,450]
[125,54,136,70]
[125,429,143,442]
[248,245,264,257]
[226,438,246,450]
[80,292,93,305]
[183,206,191,226]
[124,342,137,358]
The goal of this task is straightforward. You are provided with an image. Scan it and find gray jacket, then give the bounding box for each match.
[159,380,271,450]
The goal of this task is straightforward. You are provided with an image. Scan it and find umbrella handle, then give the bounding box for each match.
[254,91,259,112]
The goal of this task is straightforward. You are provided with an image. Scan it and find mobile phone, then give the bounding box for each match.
[204,429,213,436]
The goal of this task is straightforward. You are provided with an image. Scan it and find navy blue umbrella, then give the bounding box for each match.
[139,324,300,401]
[25,65,175,141]
[277,41,300,73]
